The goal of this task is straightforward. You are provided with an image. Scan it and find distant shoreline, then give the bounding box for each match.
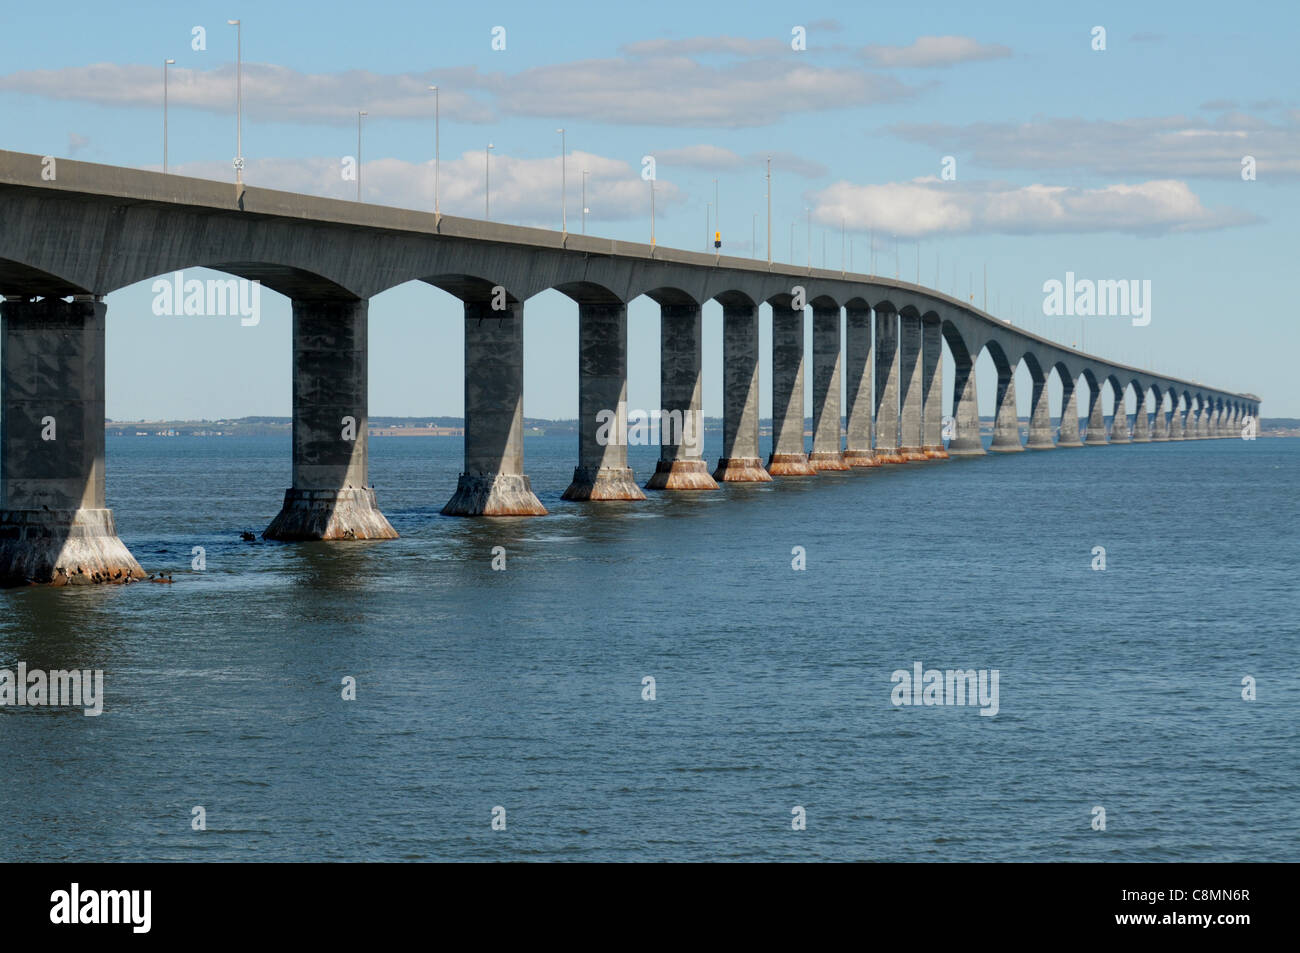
[106,416,1300,438]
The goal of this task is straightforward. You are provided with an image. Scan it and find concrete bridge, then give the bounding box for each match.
[0,150,1260,585]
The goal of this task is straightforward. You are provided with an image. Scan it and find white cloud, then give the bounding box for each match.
[891,114,1300,177]
[0,45,913,128]
[809,177,1257,238]
[166,149,684,226]
[859,35,1011,69]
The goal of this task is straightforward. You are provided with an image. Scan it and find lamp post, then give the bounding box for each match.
[356,110,367,201]
[713,177,719,249]
[427,85,439,219]
[805,207,811,270]
[765,156,771,265]
[582,169,589,234]
[227,19,242,184]
[485,143,494,220]
[163,58,175,174]
[557,127,566,235]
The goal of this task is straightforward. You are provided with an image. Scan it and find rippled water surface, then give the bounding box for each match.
[2,434,1296,861]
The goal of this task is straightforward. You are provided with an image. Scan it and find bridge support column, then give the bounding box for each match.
[0,297,144,586]
[1109,401,1131,443]
[1084,385,1107,445]
[1212,404,1225,438]
[920,319,947,458]
[442,299,547,515]
[897,313,926,460]
[1172,405,1187,439]
[562,302,645,500]
[646,303,717,490]
[948,358,984,455]
[1152,400,1169,440]
[843,305,879,467]
[1026,373,1055,449]
[990,370,1024,452]
[808,304,848,471]
[265,299,398,539]
[1057,376,1083,447]
[1132,401,1151,442]
[713,301,770,482]
[1195,404,1208,438]
[767,303,816,475]
[873,308,905,463]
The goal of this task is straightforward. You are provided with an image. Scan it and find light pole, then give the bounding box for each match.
[356,110,367,201]
[765,156,772,265]
[805,207,811,270]
[227,19,242,184]
[582,169,589,234]
[163,58,175,174]
[713,177,719,249]
[650,175,656,248]
[485,143,493,220]
[427,85,439,219]
[557,127,566,235]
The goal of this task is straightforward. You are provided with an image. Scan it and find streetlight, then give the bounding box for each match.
[162,59,175,174]
[427,85,439,220]
[582,169,589,234]
[227,19,242,185]
[485,143,494,220]
[356,110,367,201]
[557,127,566,235]
[765,156,772,265]
[713,177,719,249]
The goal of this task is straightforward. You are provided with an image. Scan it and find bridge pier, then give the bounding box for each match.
[808,303,848,470]
[0,297,144,586]
[920,318,947,458]
[562,302,645,500]
[767,300,816,475]
[897,313,927,460]
[1173,404,1188,439]
[948,358,984,455]
[843,305,879,467]
[990,370,1024,452]
[1084,385,1107,445]
[265,299,397,540]
[1152,400,1169,440]
[873,308,906,463]
[646,302,717,490]
[1109,403,1131,443]
[442,299,547,515]
[713,300,770,482]
[1057,376,1083,447]
[1027,373,1055,449]
[1132,402,1151,442]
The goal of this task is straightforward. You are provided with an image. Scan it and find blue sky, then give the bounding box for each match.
[2,0,1296,418]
